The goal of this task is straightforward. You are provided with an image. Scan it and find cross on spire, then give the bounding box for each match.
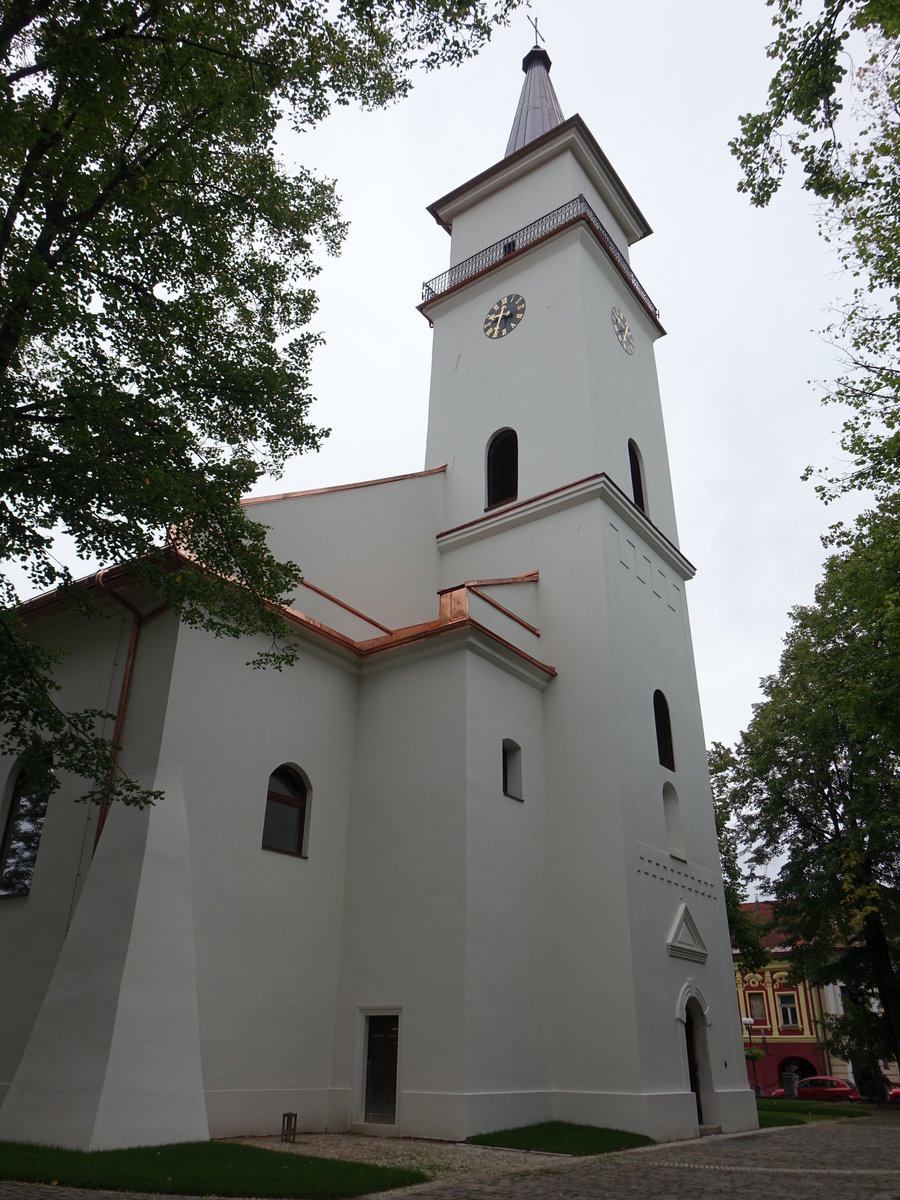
[527,14,545,47]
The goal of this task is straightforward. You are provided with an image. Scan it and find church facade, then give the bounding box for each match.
[0,46,757,1150]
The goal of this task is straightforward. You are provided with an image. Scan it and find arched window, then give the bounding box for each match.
[262,765,309,857]
[663,782,685,859]
[0,762,51,897]
[653,690,675,770]
[628,439,646,513]
[486,428,518,509]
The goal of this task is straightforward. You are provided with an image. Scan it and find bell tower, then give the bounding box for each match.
[419,42,757,1140]
[422,43,679,543]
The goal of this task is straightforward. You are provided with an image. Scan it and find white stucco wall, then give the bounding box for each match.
[331,651,469,1138]
[0,608,181,1147]
[444,143,633,267]
[461,652,552,1135]
[246,469,445,629]
[159,624,360,1139]
[424,227,674,542]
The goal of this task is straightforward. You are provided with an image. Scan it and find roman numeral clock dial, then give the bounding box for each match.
[483,293,526,339]
[611,305,635,355]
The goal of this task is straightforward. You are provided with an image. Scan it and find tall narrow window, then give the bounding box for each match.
[628,439,646,513]
[0,763,51,897]
[502,739,523,800]
[663,782,685,859]
[486,428,518,509]
[262,765,309,857]
[653,690,675,770]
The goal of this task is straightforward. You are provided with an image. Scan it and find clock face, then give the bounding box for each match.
[611,306,635,355]
[484,293,526,340]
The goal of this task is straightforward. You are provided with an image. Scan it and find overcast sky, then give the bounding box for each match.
[261,1,863,752]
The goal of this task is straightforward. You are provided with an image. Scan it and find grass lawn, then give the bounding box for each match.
[0,1139,429,1198]
[756,1098,871,1126]
[756,1108,808,1128]
[467,1121,653,1155]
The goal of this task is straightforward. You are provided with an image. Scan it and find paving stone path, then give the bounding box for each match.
[2,1111,899,1200]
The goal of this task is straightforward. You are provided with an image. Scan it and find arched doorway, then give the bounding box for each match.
[679,990,716,1128]
[684,1002,703,1123]
[778,1055,816,1080]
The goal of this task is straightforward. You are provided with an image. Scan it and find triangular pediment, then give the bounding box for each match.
[667,902,708,963]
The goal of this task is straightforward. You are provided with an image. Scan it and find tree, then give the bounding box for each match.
[822,1002,894,1100]
[0,1,519,805]
[727,523,900,1065]
[708,741,768,973]
[732,3,900,500]
[730,0,900,208]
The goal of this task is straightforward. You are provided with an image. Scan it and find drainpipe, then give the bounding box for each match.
[92,572,165,852]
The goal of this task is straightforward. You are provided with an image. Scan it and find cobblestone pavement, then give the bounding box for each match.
[1,1111,899,1200]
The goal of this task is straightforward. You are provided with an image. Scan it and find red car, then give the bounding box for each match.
[888,1086,900,1104]
[770,1076,862,1101]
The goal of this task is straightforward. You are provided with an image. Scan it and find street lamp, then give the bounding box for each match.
[742,1016,760,1096]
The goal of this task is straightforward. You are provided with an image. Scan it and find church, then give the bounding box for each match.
[0,41,757,1150]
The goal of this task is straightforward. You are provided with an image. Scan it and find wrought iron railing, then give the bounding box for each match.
[421,194,658,318]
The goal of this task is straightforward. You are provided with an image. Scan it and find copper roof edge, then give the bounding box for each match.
[242,464,447,507]
[427,115,652,241]
[437,570,539,593]
[282,606,556,675]
[16,547,188,622]
[16,550,556,677]
[355,616,556,676]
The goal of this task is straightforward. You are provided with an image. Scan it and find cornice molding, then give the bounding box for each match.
[428,116,651,246]
[437,473,696,580]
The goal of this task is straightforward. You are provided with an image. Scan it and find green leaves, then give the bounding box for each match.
[708,741,769,972]
[730,0,900,1063]
[0,0,521,803]
[722,514,900,1058]
[731,0,854,206]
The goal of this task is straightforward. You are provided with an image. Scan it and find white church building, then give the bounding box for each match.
[0,44,757,1150]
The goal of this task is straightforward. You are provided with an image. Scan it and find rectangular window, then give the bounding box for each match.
[748,993,766,1021]
[502,739,523,800]
[778,992,799,1027]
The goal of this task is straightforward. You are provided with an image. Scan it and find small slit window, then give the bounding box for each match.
[662,781,685,859]
[628,439,646,513]
[653,690,675,770]
[262,765,309,857]
[486,428,518,509]
[1,762,51,897]
[502,739,523,801]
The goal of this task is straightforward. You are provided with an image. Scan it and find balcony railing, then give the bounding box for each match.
[421,194,659,318]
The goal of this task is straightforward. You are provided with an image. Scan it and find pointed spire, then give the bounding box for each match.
[505,42,565,158]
